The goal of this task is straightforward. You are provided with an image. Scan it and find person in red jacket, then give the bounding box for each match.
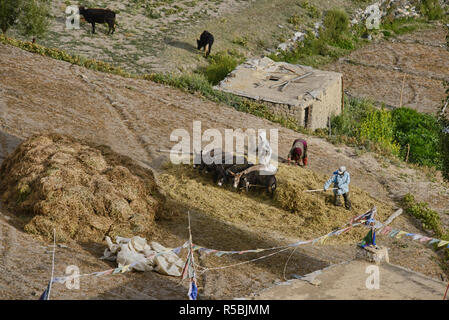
[287,138,308,166]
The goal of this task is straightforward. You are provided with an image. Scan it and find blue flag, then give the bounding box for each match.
[39,282,51,300]
[188,281,198,300]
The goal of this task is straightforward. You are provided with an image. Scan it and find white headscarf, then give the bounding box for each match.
[258,131,272,166]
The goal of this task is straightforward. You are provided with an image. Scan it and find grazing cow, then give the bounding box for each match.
[231,168,277,197]
[78,6,116,35]
[197,30,214,57]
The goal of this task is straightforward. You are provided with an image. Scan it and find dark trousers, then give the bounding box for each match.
[334,192,351,209]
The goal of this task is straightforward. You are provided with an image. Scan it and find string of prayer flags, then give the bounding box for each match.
[377,225,449,249]
[188,220,368,258]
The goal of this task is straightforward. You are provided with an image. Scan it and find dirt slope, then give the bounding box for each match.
[1,43,448,217]
[1,43,449,299]
[323,24,449,115]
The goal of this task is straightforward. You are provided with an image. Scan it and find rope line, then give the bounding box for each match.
[47,229,56,300]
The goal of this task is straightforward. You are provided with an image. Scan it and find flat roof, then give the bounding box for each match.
[214,57,342,107]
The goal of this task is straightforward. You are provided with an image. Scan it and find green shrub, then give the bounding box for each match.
[201,51,244,85]
[392,107,443,168]
[322,9,350,43]
[270,31,331,65]
[300,1,320,18]
[288,14,301,26]
[18,0,50,40]
[360,108,400,155]
[402,193,443,237]
[331,97,375,137]
[420,0,444,20]
[0,0,49,39]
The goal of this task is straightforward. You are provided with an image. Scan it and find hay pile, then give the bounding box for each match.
[0,134,164,243]
[159,163,393,243]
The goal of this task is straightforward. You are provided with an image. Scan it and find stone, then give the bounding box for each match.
[356,245,390,265]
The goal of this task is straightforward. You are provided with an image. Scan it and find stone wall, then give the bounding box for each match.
[262,76,343,130]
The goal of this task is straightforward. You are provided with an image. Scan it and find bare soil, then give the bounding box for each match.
[1,42,449,299]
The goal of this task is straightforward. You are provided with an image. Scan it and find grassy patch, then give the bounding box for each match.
[330,97,445,170]
[402,193,445,237]
[380,17,428,36]
[197,50,244,85]
[0,34,131,77]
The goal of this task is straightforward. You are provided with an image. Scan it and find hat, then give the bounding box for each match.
[338,166,346,174]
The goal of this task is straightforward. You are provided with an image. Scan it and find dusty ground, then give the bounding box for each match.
[1,42,449,299]
[323,24,449,115]
[6,0,359,74]
[254,260,448,300]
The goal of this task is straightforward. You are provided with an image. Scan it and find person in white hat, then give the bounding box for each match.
[324,166,351,210]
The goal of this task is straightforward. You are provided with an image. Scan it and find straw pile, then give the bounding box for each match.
[158,163,394,243]
[0,134,164,242]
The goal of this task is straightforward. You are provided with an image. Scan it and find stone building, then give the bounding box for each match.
[214,57,343,130]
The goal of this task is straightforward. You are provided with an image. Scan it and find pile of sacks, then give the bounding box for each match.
[102,236,185,277]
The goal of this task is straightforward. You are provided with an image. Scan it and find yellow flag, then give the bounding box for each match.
[395,231,407,239]
[121,265,130,273]
[320,235,328,244]
[437,240,449,248]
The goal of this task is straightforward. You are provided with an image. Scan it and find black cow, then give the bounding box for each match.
[214,158,248,186]
[233,169,277,198]
[79,6,116,35]
[197,31,214,57]
[193,149,247,186]
[193,149,227,173]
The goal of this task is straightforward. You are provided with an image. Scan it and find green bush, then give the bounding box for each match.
[331,97,375,137]
[403,193,443,237]
[288,14,301,26]
[269,31,331,65]
[392,108,443,168]
[330,98,400,155]
[201,51,244,85]
[420,0,444,21]
[322,9,350,43]
[332,100,445,169]
[360,108,400,155]
[300,1,320,18]
[0,0,49,39]
[18,0,50,40]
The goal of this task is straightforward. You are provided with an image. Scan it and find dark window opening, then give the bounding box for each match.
[304,106,312,128]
